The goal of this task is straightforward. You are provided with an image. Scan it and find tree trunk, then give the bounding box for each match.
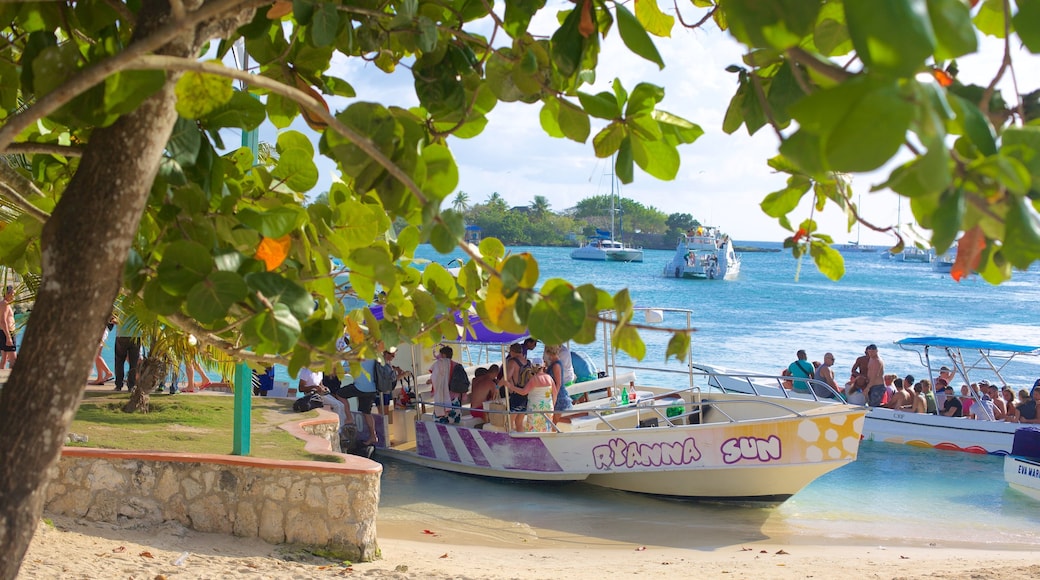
[0,3,193,576]
[124,352,170,413]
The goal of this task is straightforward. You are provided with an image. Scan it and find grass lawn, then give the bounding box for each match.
[67,391,341,463]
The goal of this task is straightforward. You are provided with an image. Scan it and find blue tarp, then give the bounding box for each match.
[896,336,1040,355]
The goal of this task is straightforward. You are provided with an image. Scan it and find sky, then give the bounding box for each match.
[265,3,1037,245]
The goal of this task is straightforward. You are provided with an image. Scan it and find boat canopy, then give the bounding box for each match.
[367,304,528,345]
[896,337,1040,355]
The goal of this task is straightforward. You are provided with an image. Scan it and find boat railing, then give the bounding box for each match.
[607,363,849,404]
[416,381,838,434]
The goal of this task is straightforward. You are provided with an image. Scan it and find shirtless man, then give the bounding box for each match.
[813,353,840,398]
[850,347,870,397]
[865,344,886,407]
[885,378,912,410]
[911,382,928,413]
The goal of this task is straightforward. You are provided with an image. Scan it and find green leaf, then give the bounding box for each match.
[761,176,812,217]
[821,81,914,172]
[421,144,458,200]
[809,241,845,280]
[243,304,301,354]
[539,99,564,138]
[930,189,964,254]
[527,280,585,344]
[577,91,622,120]
[557,99,591,142]
[616,4,664,69]
[630,136,679,180]
[310,1,339,46]
[157,241,214,296]
[949,94,997,155]
[845,0,935,77]
[625,83,664,117]
[479,237,506,262]
[665,332,691,363]
[723,0,821,49]
[273,130,318,192]
[550,7,584,78]
[636,0,674,36]
[175,61,234,119]
[185,271,249,324]
[973,0,1007,38]
[1003,195,1040,269]
[613,324,646,360]
[238,207,305,238]
[1002,127,1040,181]
[1014,0,1040,52]
[142,280,182,316]
[422,262,459,301]
[104,70,166,117]
[244,272,315,321]
[927,0,978,60]
[202,90,266,131]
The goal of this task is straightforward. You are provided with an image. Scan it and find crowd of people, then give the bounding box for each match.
[782,344,1040,423]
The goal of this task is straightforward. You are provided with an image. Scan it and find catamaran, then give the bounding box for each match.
[571,162,642,262]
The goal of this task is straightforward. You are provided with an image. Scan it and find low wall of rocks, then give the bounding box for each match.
[44,412,382,561]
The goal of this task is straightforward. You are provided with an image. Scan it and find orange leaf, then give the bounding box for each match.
[579,0,596,37]
[439,553,449,558]
[931,68,954,87]
[267,1,293,19]
[422,529,437,535]
[112,546,126,553]
[951,226,986,281]
[255,235,292,271]
[344,317,365,346]
[792,227,808,243]
[140,551,154,558]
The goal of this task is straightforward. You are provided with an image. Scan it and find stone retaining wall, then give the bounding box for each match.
[44,412,382,561]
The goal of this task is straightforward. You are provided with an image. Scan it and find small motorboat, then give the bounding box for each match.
[1005,426,1040,501]
[663,227,740,280]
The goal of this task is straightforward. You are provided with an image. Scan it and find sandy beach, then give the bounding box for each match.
[19,511,1040,579]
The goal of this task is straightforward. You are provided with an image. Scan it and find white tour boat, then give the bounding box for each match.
[375,308,865,500]
[1005,427,1040,501]
[693,337,1039,455]
[663,227,741,280]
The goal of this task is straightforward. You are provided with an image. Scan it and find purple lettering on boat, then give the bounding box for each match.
[720,435,782,464]
[592,437,702,469]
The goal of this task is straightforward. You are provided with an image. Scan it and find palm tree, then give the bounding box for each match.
[485,192,507,212]
[530,195,551,219]
[451,191,470,214]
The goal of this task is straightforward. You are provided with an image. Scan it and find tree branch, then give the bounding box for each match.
[785,46,853,84]
[0,0,265,152]
[4,142,82,158]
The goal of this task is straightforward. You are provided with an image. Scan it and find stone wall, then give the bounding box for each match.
[44,412,383,561]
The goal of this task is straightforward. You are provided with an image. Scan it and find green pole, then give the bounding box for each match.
[233,43,259,456]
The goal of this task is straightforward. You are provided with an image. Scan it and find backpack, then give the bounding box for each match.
[338,423,374,458]
[517,363,538,392]
[448,361,471,394]
[292,392,324,413]
[374,362,396,394]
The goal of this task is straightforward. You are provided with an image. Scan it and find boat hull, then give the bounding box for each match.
[381,404,864,499]
[860,407,1017,454]
[606,249,644,262]
[1005,455,1040,501]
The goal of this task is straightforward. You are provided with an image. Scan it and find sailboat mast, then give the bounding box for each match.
[609,161,616,241]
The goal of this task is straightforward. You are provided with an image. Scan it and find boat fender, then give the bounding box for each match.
[675,266,681,278]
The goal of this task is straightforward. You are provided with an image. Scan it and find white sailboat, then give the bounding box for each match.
[571,162,643,262]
